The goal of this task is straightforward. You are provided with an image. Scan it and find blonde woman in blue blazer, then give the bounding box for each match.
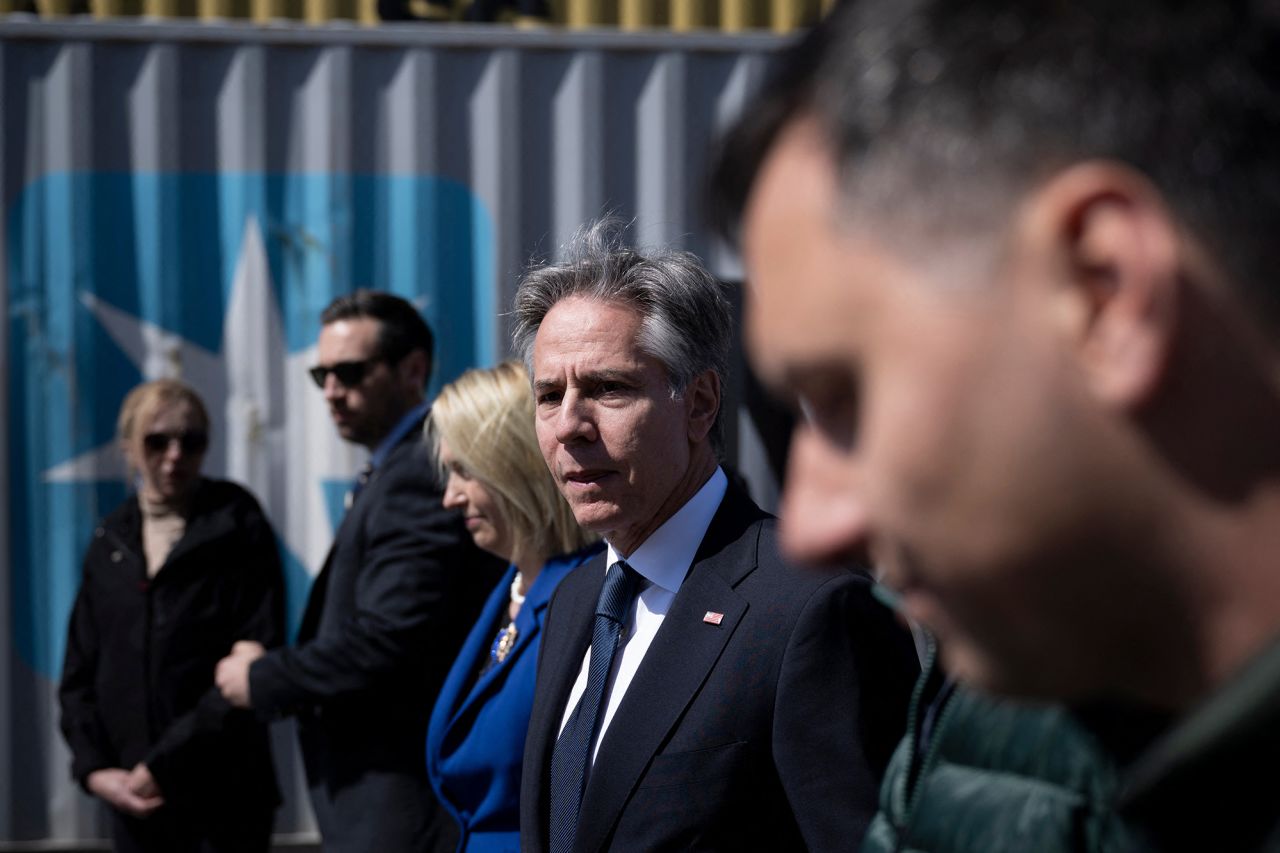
[425,361,601,853]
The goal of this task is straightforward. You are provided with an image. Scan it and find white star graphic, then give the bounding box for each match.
[43,215,361,577]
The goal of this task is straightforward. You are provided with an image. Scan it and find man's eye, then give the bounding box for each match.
[796,374,859,451]
[537,391,562,406]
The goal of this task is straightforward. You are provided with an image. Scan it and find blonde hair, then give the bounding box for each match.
[428,360,596,561]
[117,379,210,471]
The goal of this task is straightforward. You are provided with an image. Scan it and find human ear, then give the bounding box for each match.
[1022,162,1182,408]
[685,370,722,444]
[398,349,429,391]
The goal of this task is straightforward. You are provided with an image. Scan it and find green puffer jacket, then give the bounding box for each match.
[861,646,1143,853]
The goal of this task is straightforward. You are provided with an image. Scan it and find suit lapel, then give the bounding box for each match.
[575,487,764,851]
[435,568,514,746]
[527,553,607,826]
[296,547,334,642]
[444,577,540,740]
[536,554,606,725]
[296,422,424,642]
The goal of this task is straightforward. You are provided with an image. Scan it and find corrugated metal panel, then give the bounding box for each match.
[0,21,785,845]
[2,0,834,30]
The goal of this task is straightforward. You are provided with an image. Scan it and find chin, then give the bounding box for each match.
[941,639,1073,701]
[567,502,623,535]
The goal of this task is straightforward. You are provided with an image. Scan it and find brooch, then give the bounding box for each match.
[491,622,519,664]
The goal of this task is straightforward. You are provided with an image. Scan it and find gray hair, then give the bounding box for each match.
[511,219,733,450]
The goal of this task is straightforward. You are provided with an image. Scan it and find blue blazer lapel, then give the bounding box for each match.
[576,488,766,851]
[440,553,587,747]
[428,564,516,771]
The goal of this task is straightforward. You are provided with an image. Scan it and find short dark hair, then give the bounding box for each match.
[321,290,435,379]
[711,0,1280,328]
[511,219,733,452]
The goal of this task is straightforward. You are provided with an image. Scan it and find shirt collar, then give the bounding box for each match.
[369,399,430,470]
[606,466,729,595]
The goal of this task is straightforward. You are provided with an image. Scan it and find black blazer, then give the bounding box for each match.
[520,484,920,852]
[249,417,502,841]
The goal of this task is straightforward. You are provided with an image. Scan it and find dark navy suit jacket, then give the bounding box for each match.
[249,417,503,851]
[519,484,921,852]
[426,544,604,852]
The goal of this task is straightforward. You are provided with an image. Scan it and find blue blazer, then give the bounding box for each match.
[426,543,603,852]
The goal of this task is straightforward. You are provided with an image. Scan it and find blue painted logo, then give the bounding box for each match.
[7,171,496,680]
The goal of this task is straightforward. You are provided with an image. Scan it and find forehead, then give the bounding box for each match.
[318,317,382,361]
[743,121,873,375]
[741,118,999,383]
[139,396,204,430]
[532,297,647,373]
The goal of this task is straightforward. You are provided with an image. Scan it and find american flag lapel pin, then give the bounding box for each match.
[703,611,724,625]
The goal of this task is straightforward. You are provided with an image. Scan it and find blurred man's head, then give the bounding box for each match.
[714,0,1280,708]
[512,220,730,556]
[312,290,434,449]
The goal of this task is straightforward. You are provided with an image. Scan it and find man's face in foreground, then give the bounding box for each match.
[742,117,1115,698]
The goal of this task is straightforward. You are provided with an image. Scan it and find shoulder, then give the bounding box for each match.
[530,544,607,607]
[544,549,607,619]
[97,493,140,533]
[197,477,262,509]
[881,686,1132,852]
[377,435,441,488]
[83,496,138,566]
[739,515,855,598]
[192,478,274,526]
[548,542,607,577]
[555,549,606,595]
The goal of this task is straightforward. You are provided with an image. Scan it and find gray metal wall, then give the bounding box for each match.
[0,20,783,845]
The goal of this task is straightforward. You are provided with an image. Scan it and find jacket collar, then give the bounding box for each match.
[369,399,430,471]
[442,543,605,739]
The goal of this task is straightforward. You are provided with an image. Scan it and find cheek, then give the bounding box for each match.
[625,401,687,461]
[535,423,559,467]
[863,365,975,520]
[493,516,514,549]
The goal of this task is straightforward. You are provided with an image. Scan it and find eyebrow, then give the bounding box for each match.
[533,368,639,393]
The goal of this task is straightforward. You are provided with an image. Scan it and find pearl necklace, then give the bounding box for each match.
[510,570,526,606]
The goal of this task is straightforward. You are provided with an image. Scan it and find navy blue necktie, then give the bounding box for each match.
[548,560,641,853]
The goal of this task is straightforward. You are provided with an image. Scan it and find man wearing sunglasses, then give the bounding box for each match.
[216,290,502,852]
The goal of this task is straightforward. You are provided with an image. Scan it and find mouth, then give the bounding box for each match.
[561,469,613,490]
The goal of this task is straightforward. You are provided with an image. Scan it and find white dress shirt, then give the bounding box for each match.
[557,466,729,764]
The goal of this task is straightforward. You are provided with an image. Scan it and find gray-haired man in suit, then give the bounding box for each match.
[516,222,919,853]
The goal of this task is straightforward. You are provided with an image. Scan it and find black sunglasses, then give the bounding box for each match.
[143,430,209,454]
[309,359,379,389]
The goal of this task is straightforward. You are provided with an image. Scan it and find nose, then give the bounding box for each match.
[442,472,466,510]
[778,427,870,568]
[553,390,597,445]
[322,372,344,402]
[163,438,185,463]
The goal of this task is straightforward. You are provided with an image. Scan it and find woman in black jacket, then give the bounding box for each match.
[59,379,286,853]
